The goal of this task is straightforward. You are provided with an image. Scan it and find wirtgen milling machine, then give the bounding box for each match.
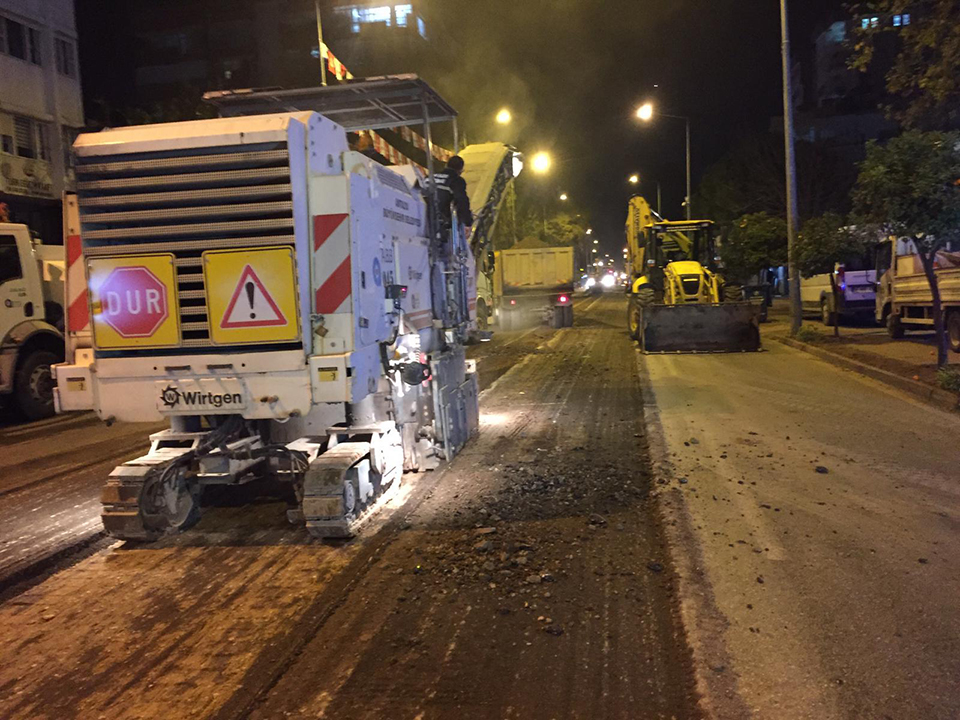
[625,196,760,353]
[54,79,493,541]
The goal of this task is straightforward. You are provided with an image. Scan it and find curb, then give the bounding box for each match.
[772,336,959,413]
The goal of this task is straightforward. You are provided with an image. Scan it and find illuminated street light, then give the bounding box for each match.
[559,193,568,201]
[593,239,599,245]
[531,152,552,174]
[628,174,640,185]
[634,101,692,220]
[496,108,512,125]
[586,228,593,235]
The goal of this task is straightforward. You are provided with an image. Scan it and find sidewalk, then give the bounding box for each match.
[763,300,959,410]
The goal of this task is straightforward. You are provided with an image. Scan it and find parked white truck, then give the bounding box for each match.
[0,223,65,419]
[54,81,481,541]
[875,237,960,352]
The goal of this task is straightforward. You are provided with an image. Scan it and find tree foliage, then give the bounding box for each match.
[796,213,864,279]
[720,212,788,283]
[852,130,960,364]
[850,0,960,129]
[696,134,855,227]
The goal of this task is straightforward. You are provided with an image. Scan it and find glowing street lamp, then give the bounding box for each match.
[586,228,593,235]
[628,174,640,185]
[635,100,692,220]
[531,152,551,174]
[496,108,512,125]
[559,193,568,201]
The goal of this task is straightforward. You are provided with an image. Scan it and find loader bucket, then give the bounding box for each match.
[639,302,762,353]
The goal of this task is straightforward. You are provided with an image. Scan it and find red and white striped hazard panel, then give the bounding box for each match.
[65,233,89,333]
[313,213,352,315]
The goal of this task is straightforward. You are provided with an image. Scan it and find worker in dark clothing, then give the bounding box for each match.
[431,156,474,228]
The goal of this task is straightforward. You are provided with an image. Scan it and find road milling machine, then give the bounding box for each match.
[625,195,760,352]
[54,78,482,541]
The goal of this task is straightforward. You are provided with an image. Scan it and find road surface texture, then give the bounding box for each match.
[643,339,960,719]
[0,413,163,590]
[0,294,699,720]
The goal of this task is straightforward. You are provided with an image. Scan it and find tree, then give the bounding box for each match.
[720,212,788,285]
[696,134,856,227]
[851,0,960,129]
[796,213,867,336]
[852,130,960,366]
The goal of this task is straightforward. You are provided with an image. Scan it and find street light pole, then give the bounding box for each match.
[685,117,692,220]
[315,0,327,87]
[780,0,802,334]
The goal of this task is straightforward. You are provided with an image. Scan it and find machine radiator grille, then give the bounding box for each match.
[680,274,702,297]
[75,142,296,349]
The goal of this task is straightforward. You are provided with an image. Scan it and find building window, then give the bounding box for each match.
[5,17,27,59]
[417,16,426,38]
[1,16,42,64]
[55,37,75,77]
[28,26,41,64]
[903,13,911,25]
[893,14,902,26]
[12,116,49,161]
[395,4,413,27]
[1,134,12,155]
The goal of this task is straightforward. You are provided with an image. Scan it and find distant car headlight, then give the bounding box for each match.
[600,274,616,288]
[584,277,597,289]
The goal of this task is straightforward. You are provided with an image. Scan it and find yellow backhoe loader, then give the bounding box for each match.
[625,196,760,352]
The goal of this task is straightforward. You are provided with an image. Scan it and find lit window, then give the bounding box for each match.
[893,14,901,26]
[870,16,879,27]
[350,6,392,27]
[861,18,870,29]
[395,4,412,27]
[417,16,426,38]
[903,13,911,25]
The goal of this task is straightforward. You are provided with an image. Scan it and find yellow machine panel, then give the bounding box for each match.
[203,246,301,346]
[87,253,180,350]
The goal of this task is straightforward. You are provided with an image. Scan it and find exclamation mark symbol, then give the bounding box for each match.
[246,281,256,319]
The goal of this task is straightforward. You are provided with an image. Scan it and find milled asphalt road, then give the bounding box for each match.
[643,339,960,719]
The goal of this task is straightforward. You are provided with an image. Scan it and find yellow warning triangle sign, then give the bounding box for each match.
[221,265,287,329]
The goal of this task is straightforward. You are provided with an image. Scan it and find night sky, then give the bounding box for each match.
[76,0,847,258]
[427,0,846,256]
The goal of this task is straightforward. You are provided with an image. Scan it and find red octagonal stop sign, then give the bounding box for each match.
[98,266,170,338]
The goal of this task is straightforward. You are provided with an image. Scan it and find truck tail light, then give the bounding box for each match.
[558,295,569,304]
[510,299,517,305]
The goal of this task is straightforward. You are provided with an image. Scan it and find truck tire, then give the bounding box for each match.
[948,310,960,353]
[628,298,642,341]
[821,298,838,327]
[637,286,656,307]
[886,311,905,339]
[14,350,58,421]
[723,283,743,302]
[476,299,489,330]
[563,304,574,327]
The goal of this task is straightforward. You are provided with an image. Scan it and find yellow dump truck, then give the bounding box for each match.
[494,246,574,331]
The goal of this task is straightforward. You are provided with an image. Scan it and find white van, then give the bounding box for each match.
[801,256,877,326]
